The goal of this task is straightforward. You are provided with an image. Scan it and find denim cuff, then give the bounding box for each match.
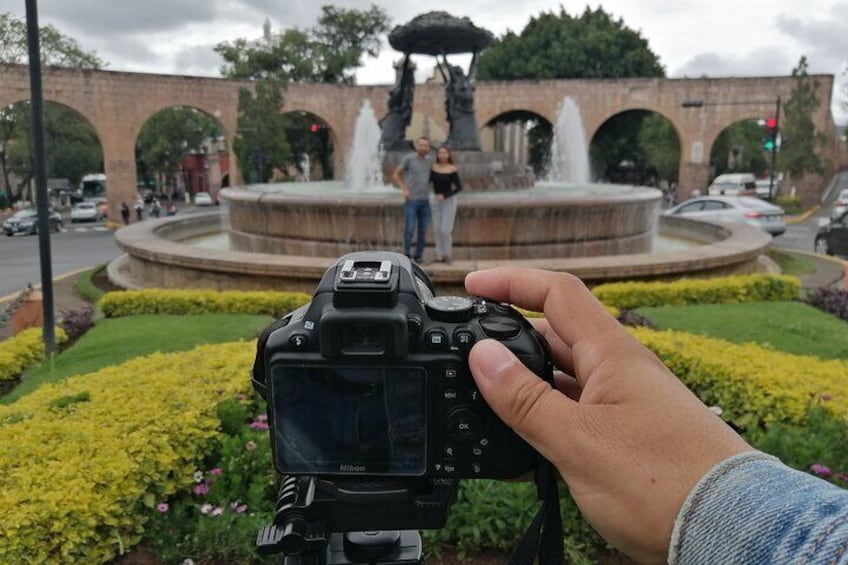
[669,451,848,564]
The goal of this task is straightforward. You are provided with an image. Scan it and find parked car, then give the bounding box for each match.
[664,195,786,236]
[2,208,63,236]
[754,179,778,200]
[194,192,214,206]
[830,188,848,220]
[70,201,101,222]
[815,212,848,257]
[707,173,758,197]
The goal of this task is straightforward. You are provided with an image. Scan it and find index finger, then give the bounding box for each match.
[465,267,635,374]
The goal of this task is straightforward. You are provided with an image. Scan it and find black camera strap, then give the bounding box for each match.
[507,459,564,565]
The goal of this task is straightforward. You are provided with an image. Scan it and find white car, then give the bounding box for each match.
[664,196,786,236]
[70,201,101,222]
[830,188,848,220]
[194,192,214,206]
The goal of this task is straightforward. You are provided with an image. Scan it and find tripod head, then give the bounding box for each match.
[257,475,457,564]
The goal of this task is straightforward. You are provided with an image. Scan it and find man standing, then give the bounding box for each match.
[392,136,432,263]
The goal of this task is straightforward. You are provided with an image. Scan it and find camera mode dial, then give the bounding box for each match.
[426,296,474,323]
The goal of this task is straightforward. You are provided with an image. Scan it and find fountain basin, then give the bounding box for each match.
[110,211,775,295]
[222,183,663,261]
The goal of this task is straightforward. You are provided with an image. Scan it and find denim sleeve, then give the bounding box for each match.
[669,451,848,564]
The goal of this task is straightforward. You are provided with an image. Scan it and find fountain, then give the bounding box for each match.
[109,12,773,294]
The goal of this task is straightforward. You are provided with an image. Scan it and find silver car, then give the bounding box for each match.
[830,188,848,220]
[664,196,786,236]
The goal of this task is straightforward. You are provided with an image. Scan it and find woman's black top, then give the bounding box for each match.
[430,170,463,198]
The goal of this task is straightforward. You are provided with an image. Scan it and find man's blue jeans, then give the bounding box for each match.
[403,199,430,261]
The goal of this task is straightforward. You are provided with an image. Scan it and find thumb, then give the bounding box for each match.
[468,339,576,462]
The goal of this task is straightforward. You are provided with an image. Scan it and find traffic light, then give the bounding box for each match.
[309,123,320,133]
[763,117,778,152]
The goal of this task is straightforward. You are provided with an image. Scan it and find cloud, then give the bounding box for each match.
[775,3,848,72]
[671,48,794,78]
[172,44,226,77]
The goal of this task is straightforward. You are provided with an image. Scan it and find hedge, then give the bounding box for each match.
[592,274,801,310]
[0,327,68,382]
[98,289,311,318]
[0,342,254,563]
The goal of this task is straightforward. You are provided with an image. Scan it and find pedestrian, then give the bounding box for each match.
[120,202,130,225]
[151,198,161,218]
[429,145,462,264]
[134,200,143,222]
[391,136,432,263]
[667,182,678,207]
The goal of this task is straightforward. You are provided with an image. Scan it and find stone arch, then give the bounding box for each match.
[480,109,553,176]
[280,109,337,181]
[708,117,772,180]
[589,108,683,186]
[134,105,229,203]
[1,98,105,204]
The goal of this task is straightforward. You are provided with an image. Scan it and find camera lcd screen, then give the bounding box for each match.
[270,366,426,476]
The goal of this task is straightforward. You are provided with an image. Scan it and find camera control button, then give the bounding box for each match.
[289,334,308,348]
[471,462,482,475]
[469,388,483,403]
[454,330,475,350]
[447,408,482,442]
[426,296,474,323]
[443,389,458,400]
[480,317,521,339]
[443,463,458,475]
[426,329,449,348]
[444,445,456,459]
[444,367,458,379]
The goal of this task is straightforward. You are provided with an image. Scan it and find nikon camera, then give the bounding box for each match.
[252,251,553,480]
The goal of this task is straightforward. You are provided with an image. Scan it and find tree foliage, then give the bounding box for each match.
[779,56,828,178]
[638,115,681,182]
[710,120,769,178]
[477,7,664,80]
[0,12,104,68]
[232,80,292,183]
[135,107,221,189]
[215,5,390,84]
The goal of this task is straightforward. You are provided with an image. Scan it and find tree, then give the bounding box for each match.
[215,6,389,181]
[135,107,220,192]
[638,115,681,182]
[477,7,664,80]
[779,56,828,180]
[0,12,104,203]
[215,5,390,84]
[709,121,769,178]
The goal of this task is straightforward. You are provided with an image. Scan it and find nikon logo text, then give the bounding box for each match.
[339,464,366,472]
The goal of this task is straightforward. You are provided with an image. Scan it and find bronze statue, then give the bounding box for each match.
[439,52,481,151]
[380,54,416,151]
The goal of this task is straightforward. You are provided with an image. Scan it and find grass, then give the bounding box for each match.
[2,313,274,404]
[766,249,819,277]
[74,265,108,303]
[635,301,848,360]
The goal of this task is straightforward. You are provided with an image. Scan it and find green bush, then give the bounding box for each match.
[593,274,800,310]
[0,327,68,382]
[98,289,311,318]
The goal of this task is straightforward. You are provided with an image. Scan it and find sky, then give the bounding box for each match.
[2,0,847,122]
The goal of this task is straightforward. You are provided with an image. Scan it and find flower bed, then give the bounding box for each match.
[0,327,67,382]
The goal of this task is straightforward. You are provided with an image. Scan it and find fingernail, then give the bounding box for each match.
[475,340,515,381]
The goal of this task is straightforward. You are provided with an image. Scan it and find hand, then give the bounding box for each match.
[465,268,752,564]
[401,187,411,201]
[437,194,445,203]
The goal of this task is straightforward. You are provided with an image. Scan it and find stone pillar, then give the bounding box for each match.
[678,136,711,199]
[103,138,139,225]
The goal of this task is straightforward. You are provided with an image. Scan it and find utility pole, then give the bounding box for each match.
[768,96,782,201]
[25,0,56,354]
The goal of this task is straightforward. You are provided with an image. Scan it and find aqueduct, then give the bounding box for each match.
[0,64,839,220]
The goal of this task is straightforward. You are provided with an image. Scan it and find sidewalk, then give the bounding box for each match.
[0,271,92,342]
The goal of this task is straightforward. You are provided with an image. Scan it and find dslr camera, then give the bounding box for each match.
[252,251,553,481]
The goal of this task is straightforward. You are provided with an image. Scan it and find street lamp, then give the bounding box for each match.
[681,96,782,200]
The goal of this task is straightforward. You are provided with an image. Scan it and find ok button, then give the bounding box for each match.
[446,408,482,442]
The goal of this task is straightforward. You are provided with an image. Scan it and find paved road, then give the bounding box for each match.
[0,220,122,298]
[772,171,848,254]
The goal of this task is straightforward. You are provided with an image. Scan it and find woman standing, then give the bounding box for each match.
[430,145,463,264]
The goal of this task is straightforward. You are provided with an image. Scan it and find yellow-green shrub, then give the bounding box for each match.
[593,274,800,310]
[630,327,848,430]
[98,289,311,318]
[0,327,68,382]
[0,341,255,564]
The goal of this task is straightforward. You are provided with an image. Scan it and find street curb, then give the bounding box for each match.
[786,205,821,225]
[0,266,94,304]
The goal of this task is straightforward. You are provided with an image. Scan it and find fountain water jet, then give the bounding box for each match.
[548,97,591,184]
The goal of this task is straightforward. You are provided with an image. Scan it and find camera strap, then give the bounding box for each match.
[507,458,564,565]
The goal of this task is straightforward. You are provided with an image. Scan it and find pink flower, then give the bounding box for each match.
[249,421,269,430]
[209,467,223,476]
[245,441,257,451]
[194,483,210,495]
[200,503,213,515]
[835,473,848,482]
[235,504,247,513]
[810,463,832,477]
[211,506,224,517]
[157,503,169,513]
